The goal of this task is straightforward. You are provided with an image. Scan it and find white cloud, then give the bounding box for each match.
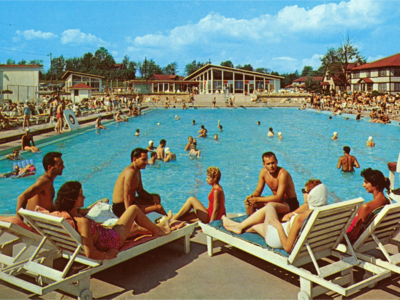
[15,29,57,41]
[273,57,297,62]
[61,29,109,46]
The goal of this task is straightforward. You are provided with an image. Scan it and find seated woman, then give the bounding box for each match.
[54,181,171,260]
[171,167,225,223]
[223,180,328,253]
[347,168,391,243]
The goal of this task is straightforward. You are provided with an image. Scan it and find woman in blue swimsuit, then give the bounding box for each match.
[23,100,32,130]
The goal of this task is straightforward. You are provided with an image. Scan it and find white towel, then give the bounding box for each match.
[308,184,329,209]
[86,202,118,226]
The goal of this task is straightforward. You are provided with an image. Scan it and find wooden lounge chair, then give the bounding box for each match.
[0,209,196,300]
[200,198,391,300]
[348,203,400,275]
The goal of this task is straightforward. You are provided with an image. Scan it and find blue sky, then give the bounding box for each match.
[0,0,399,75]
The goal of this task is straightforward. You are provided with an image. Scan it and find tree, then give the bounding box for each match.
[220,60,234,68]
[305,76,322,93]
[122,55,130,68]
[6,58,15,64]
[17,59,26,65]
[94,47,115,71]
[280,70,300,88]
[236,64,253,71]
[321,35,366,90]
[301,66,313,77]
[255,67,270,74]
[51,56,66,80]
[185,60,207,76]
[163,62,178,75]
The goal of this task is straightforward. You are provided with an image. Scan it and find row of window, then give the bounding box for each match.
[353,83,400,92]
[352,68,400,79]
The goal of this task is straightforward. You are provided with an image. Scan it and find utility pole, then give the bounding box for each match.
[48,53,53,84]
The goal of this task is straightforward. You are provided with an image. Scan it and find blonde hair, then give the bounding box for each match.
[207,166,221,184]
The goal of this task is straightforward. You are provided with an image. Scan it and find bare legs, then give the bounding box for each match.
[113,205,171,245]
[171,196,209,223]
[223,202,288,234]
[23,115,30,130]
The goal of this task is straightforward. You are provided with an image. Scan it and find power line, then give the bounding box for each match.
[0,47,48,57]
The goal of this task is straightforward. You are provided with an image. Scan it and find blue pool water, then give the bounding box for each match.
[0,108,399,215]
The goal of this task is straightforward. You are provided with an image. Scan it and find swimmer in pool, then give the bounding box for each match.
[164,147,177,162]
[175,115,180,120]
[332,132,338,140]
[6,149,24,160]
[267,127,274,137]
[367,136,375,147]
[156,139,167,160]
[198,125,207,138]
[214,134,218,140]
[257,121,260,125]
[147,140,156,151]
[148,152,157,165]
[192,120,196,125]
[337,146,360,172]
[188,140,201,158]
[278,132,283,139]
[184,136,193,151]
[135,129,140,136]
[244,151,298,215]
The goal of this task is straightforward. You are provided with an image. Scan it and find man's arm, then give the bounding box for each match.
[248,169,289,205]
[122,170,137,210]
[136,172,154,202]
[16,178,47,219]
[337,157,342,169]
[244,169,266,202]
[353,157,360,168]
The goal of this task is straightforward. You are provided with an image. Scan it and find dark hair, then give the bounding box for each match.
[136,129,140,132]
[343,146,351,154]
[42,152,62,171]
[150,151,157,158]
[262,151,277,162]
[201,125,204,129]
[269,127,273,131]
[160,139,166,145]
[130,148,148,162]
[54,181,82,212]
[361,168,390,192]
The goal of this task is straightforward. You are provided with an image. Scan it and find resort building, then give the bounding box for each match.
[70,83,95,103]
[321,64,357,93]
[292,76,323,89]
[350,52,400,94]
[0,64,40,102]
[61,71,104,93]
[184,65,283,94]
[131,75,199,94]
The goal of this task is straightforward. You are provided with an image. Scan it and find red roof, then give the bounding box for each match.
[0,64,41,69]
[352,53,400,70]
[293,76,323,82]
[70,83,95,89]
[359,78,374,83]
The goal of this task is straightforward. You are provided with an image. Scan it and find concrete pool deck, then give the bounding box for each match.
[1,227,400,299]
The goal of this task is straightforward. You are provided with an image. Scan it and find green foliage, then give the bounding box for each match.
[163,62,178,75]
[6,58,15,64]
[255,67,270,74]
[371,90,383,97]
[220,60,234,68]
[301,66,313,77]
[185,60,207,76]
[304,76,322,93]
[280,70,300,87]
[236,64,253,71]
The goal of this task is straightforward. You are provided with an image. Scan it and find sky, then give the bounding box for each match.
[0,0,399,76]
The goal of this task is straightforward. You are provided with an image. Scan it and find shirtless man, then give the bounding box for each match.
[156,139,166,159]
[21,129,40,152]
[184,136,193,151]
[337,146,360,172]
[16,152,64,220]
[112,148,167,217]
[244,151,298,215]
[198,125,207,138]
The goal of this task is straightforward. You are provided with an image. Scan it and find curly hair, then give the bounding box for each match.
[305,179,322,192]
[207,166,221,184]
[54,181,82,212]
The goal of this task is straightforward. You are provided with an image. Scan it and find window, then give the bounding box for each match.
[365,70,371,78]
[394,68,400,76]
[326,75,331,80]
[378,83,387,92]
[353,72,360,79]
[379,69,387,77]
[353,84,360,91]
[74,90,79,96]
[395,83,400,92]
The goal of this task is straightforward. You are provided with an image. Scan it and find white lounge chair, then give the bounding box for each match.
[348,202,400,275]
[0,209,196,300]
[200,198,390,300]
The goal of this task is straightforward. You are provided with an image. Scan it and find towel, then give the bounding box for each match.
[308,184,328,209]
[85,202,118,226]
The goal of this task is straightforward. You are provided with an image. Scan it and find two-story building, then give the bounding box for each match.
[320,63,357,93]
[0,64,40,102]
[291,76,323,89]
[61,71,104,93]
[350,52,400,94]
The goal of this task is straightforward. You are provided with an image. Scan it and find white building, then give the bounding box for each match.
[184,64,282,94]
[70,83,95,103]
[350,53,400,94]
[0,64,40,102]
[61,71,104,93]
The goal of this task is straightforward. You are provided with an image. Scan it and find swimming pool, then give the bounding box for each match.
[0,108,399,216]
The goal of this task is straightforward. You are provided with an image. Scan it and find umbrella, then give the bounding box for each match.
[2,89,13,95]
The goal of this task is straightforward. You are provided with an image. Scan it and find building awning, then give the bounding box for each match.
[320,82,330,86]
[359,78,374,83]
[70,83,95,89]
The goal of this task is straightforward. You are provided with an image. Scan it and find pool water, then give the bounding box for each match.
[0,108,399,216]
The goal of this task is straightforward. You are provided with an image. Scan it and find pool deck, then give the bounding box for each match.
[2,98,400,299]
[1,227,400,299]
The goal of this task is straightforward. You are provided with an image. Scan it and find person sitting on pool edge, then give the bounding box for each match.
[223,180,328,252]
[171,166,225,223]
[112,148,167,217]
[164,148,176,162]
[337,146,360,172]
[347,168,391,243]
[21,129,40,153]
[95,115,106,129]
[54,181,172,260]
[244,151,298,215]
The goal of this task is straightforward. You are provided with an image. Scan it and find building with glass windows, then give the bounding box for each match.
[61,71,104,93]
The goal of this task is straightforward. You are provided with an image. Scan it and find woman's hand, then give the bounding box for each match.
[105,248,118,259]
[269,218,280,228]
[281,212,294,222]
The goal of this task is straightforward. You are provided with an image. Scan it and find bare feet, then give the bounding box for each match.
[222,216,243,234]
[169,220,186,231]
[156,210,172,235]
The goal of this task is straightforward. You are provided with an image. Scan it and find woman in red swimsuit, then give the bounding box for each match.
[171,166,226,223]
[54,181,171,260]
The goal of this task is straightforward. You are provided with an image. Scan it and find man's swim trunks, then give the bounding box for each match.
[284,197,299,212]
[112,193,161,217]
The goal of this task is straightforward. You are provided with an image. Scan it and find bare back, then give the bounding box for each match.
[338,155,358,172]
[112,165,141,207]
[156,146,164,159]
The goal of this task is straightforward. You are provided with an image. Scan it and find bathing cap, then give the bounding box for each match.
[26,128,30,132]
[157,123,160,125]
[368,136,373,141]
[149,140,153,145]
[333,132,337,135]
[308,184,328,209]
[278,132,282,135]
[165,147,170,154]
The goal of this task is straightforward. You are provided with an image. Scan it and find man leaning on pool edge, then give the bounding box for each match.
[244,151,299,215]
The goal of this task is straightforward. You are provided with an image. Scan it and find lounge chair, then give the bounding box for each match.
[347,202,400,275]
[200,198,390,300]
[0,208,196,299]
